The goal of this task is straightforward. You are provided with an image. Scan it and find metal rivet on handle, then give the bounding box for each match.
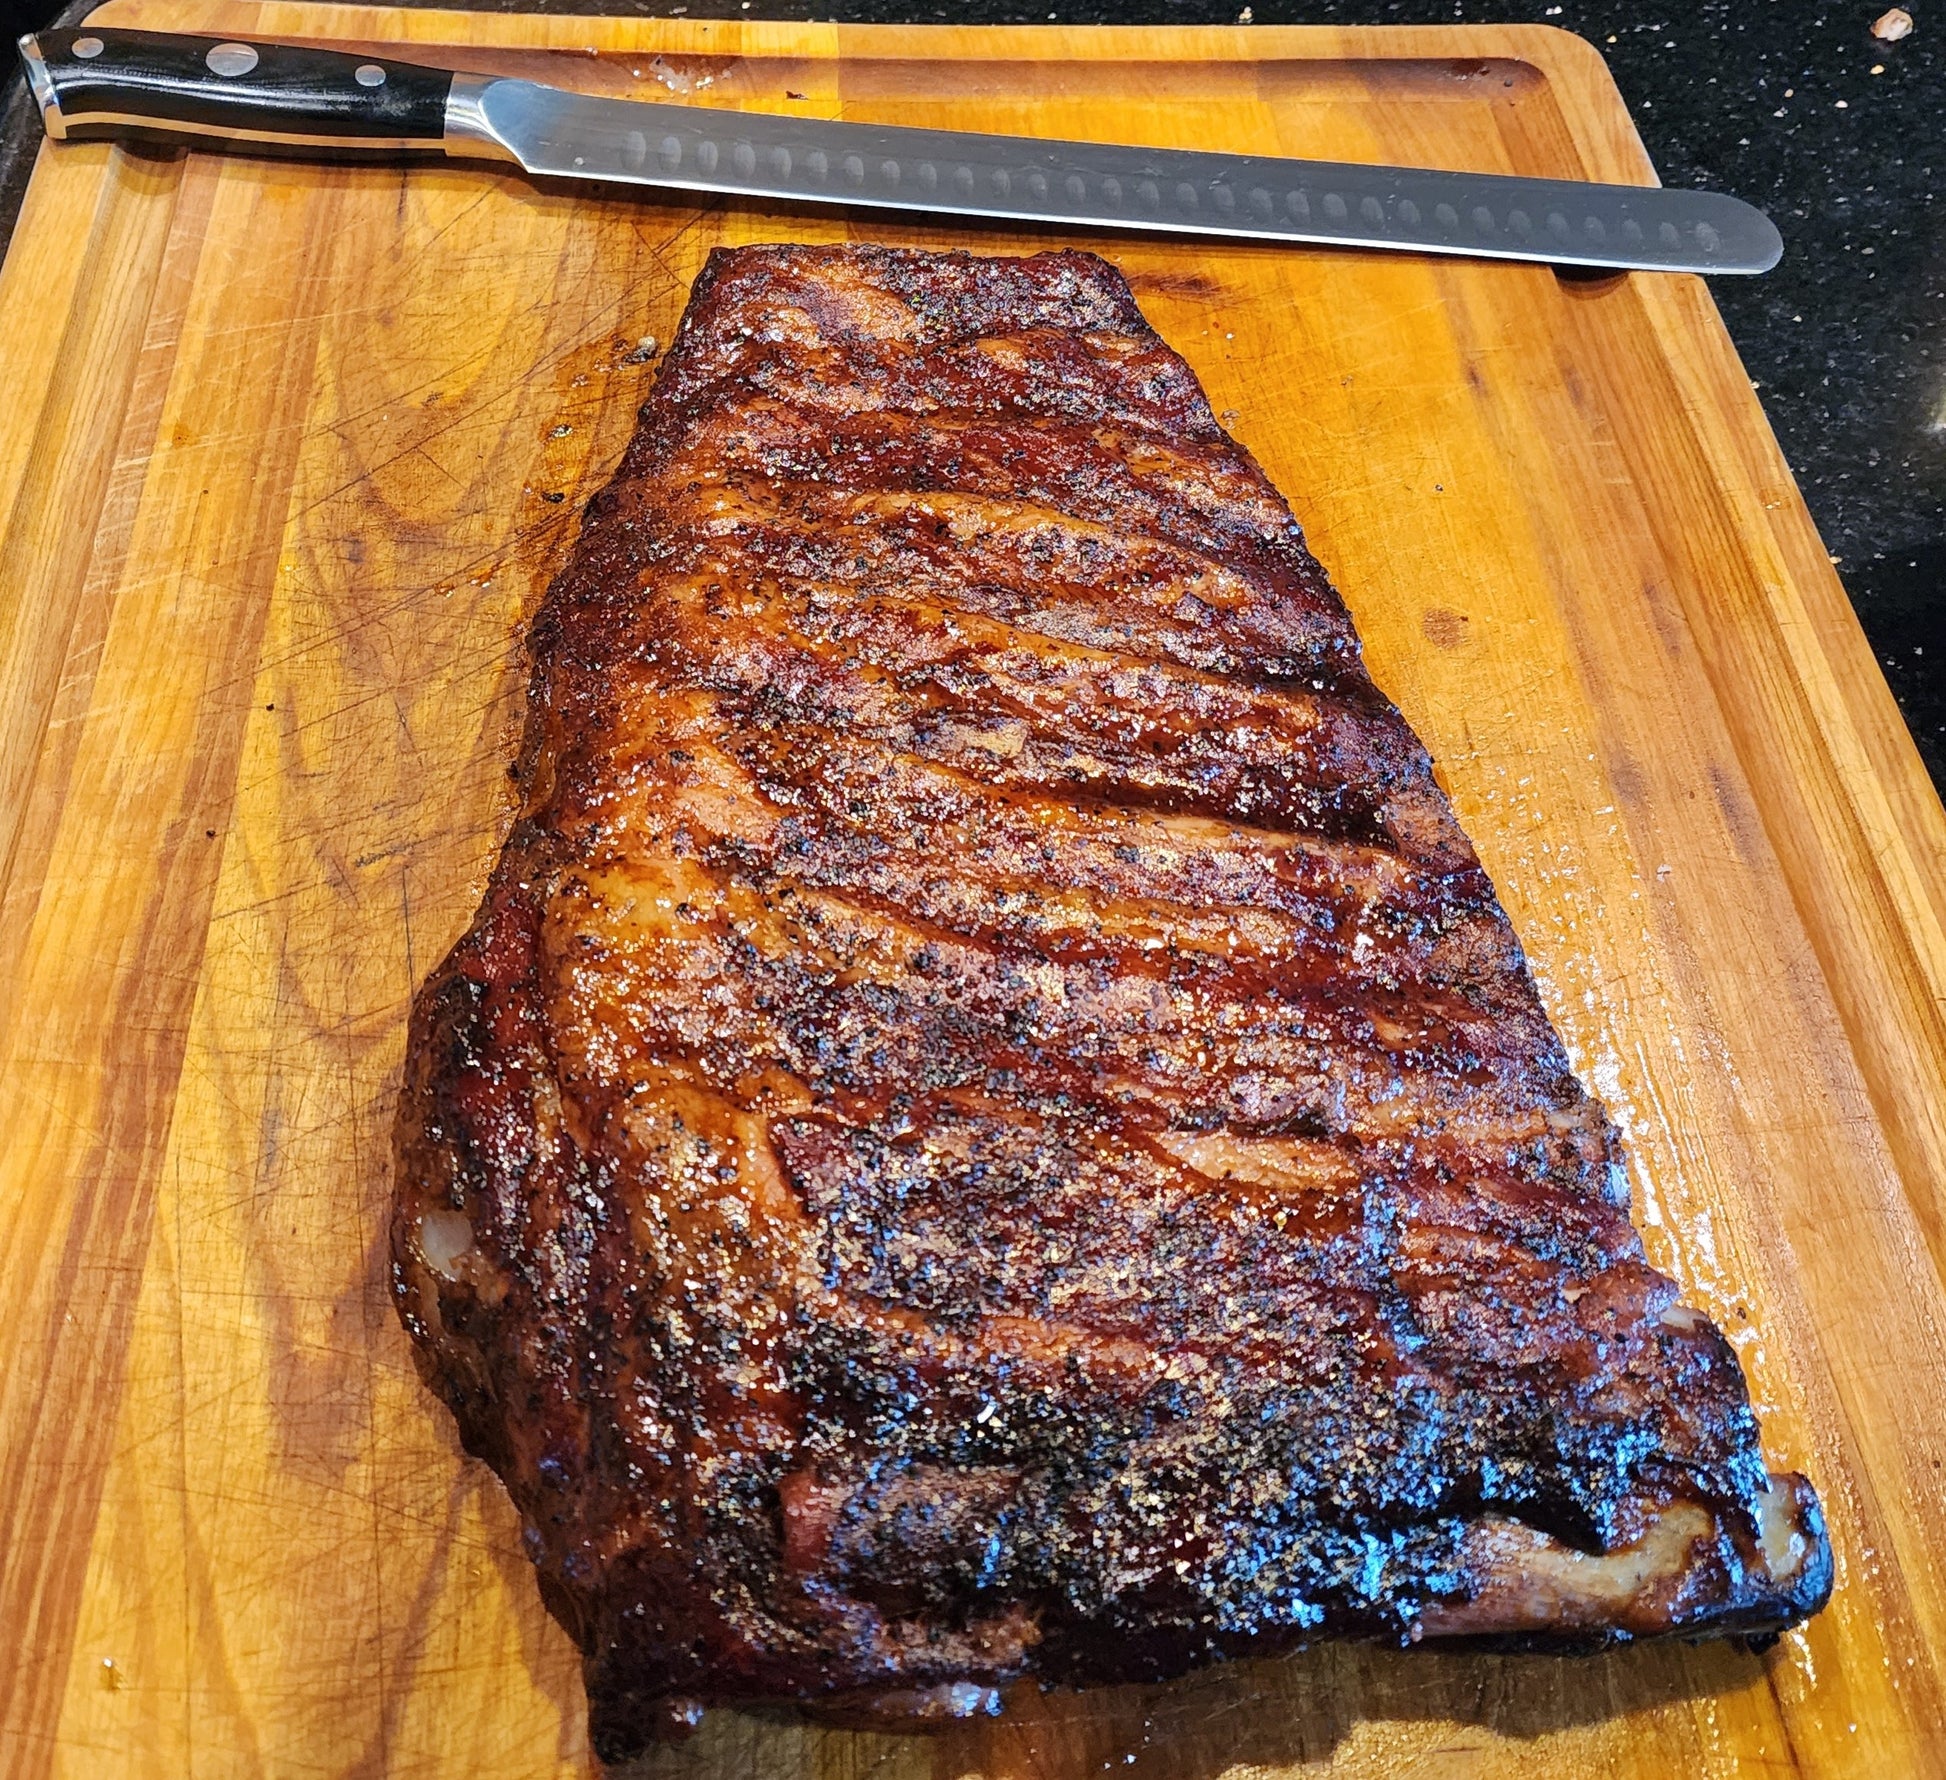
[354,63,386,87]
[205,41,260,76]
[72,35,103,56]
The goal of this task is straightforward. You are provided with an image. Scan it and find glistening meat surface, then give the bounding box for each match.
[391,243,1830,1759]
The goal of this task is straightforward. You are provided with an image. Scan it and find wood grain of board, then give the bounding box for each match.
[1,10,1943,1776]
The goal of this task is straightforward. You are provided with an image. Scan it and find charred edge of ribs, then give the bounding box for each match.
[390,244,1831,1759]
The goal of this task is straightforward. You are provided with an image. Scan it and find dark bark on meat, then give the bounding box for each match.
[391,244,1830,1761]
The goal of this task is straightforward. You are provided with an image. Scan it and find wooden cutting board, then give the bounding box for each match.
[3,7,1944,1775]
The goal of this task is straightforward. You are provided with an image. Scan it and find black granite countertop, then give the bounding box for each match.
[2,0,1938,786]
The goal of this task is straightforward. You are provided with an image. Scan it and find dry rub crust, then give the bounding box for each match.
[391,244,1831,1761]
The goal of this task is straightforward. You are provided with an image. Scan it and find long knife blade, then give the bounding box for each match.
[20,28,1782,275]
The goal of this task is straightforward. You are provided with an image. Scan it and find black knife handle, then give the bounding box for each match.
[18,28,452,151]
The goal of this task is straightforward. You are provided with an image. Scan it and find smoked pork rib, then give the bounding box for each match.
[393,244,1830,1755]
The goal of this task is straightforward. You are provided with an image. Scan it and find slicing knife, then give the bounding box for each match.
[16,27,1783,275]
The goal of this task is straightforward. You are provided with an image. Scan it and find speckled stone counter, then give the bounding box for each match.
[2,0,1937,784]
